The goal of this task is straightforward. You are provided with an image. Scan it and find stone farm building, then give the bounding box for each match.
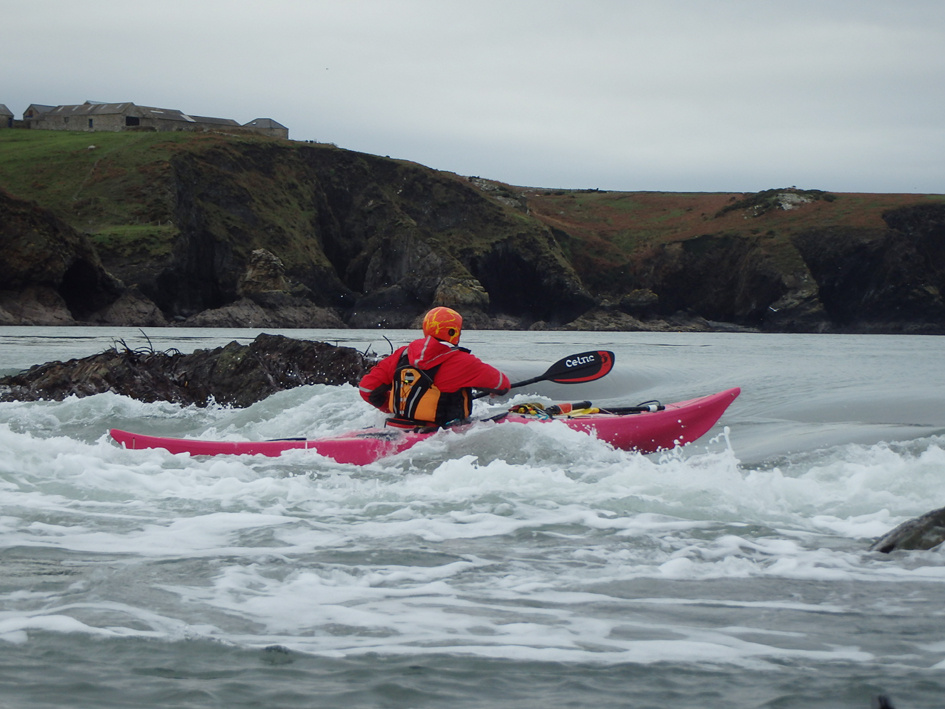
[16,101,288,138]
[0,104,13,128]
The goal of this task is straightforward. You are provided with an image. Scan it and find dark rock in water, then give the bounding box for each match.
[261,645,294,666]
[560,308,654,332]
[559,306,756,333]
[89,288,169,327]
[182,294,346,329]
[872,694,896,709]
[869,507,945,553]
[0,334,372,408]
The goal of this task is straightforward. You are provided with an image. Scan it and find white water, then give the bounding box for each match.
[1,327,944,708]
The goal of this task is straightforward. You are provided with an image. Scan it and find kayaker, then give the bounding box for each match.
[359,306,511,428]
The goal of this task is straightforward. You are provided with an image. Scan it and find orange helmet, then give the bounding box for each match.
[422,307,463,345]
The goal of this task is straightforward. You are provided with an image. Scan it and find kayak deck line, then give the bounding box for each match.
[110,387,740,465]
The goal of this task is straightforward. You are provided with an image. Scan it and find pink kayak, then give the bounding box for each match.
[110,387,739,465]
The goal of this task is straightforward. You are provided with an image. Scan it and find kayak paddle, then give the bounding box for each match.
[474,350,615,399]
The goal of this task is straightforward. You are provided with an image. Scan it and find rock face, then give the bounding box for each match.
[869,507,945,553]
[0,334,372,408]
[237,248,291,296]
[0,188,123,324]
[146,143,593,328]
[791,206,945,332]
[1,138,594,329]
[588,203,945,334]
[89,289,168,327]
[631,232,811,329]
[2,132,945,333]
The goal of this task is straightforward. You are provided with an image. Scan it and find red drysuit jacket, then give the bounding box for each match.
[359,336,510,413]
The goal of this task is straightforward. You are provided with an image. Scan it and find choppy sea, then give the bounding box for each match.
[1,327,944,708]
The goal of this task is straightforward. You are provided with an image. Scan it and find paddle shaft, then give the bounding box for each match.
[471,373,545,400]
[472,350,615,399]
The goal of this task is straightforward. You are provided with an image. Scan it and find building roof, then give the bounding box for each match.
[136,106,197,123]
[25,104,56,115]
[189,115,241,126]
[50,102,136,116]
[43,102,242,126]
[243,118,287,130]
[0,104,13,117]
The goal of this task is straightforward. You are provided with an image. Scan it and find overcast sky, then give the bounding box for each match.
[3,1,943,193]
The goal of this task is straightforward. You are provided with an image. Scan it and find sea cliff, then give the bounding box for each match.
[1,130,943,333]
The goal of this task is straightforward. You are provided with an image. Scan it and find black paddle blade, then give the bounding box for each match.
[544,350,615,383]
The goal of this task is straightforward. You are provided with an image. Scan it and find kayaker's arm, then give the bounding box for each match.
[434,351,510,396]
[358,346,406,413]
[361,383,392,411]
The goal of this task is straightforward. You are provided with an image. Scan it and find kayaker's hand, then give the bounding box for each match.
[366,384,392,412]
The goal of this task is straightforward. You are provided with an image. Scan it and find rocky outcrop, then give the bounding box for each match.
[182,248,348,328]
[0,188,123,324]
[623,232,831,332]
[619,289,660,319]
[559,305,753,333]
[870,506,945,553]
[237,248,291,296]
[140,142,592,327]
[432,276,490,312]
[183,294,345,328]
[567,202,945,334]
[788,205,945,333]
[89,288,168,327]
[0,285,76,326]
[0,333,372,407]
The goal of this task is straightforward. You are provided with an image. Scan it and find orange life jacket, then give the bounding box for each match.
[387,352,472,428]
